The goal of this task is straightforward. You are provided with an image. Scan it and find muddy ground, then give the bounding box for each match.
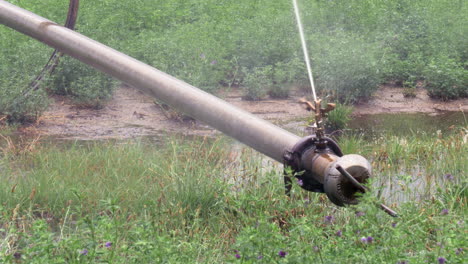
[28,85,467,140]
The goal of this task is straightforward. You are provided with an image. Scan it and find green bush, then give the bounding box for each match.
[0,74,49,123]
[424,56,468,100]
[268,58,306,98]
[326,103,353,132]
[310,31,381,103]
[242,66,273,101]
[46,57,116,108]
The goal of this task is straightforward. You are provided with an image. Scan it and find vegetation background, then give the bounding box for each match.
[0,0,467,263]
[0,0,467,122]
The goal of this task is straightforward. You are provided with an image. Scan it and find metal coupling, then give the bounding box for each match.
[284,135,371,206]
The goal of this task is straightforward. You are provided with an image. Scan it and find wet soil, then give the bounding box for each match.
[353,85,468,115]
[30,85,467,140]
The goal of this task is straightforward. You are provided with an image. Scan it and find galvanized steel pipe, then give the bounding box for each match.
[0,0,300,162]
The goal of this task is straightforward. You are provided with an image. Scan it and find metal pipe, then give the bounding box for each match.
[0,0,300,162]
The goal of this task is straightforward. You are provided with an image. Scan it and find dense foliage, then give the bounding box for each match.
[0,130,466,263]
[1,0,467,121]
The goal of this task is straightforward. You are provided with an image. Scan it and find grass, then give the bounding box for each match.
[0,129,466,263]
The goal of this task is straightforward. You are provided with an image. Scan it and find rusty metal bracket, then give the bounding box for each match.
[283,135,344,195]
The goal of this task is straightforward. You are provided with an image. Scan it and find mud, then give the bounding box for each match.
[32,85,308,140]
[31,85,467,140]
[353,85,468,116]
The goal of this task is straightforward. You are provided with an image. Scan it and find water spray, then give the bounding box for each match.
[292,0,317,101]
[290,0,397,217]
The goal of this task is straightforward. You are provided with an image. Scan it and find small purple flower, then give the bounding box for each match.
[80,249,88,256]
[360,237,367,243]
[13,252,21,259]
[455,247,463,255]
[324,215,335,224]
[444,174,454,181]
[257,255,263,259]
[278,250,287,258]
[200,53,206,59]
[210,60,217,65]
[437,257,446,264]
[105,242,112,248]
[356,211,365,217]
[366,236,374,243]
[392,222,397,228]
[297,179,304,186]
[440,209,449,215]
[235,254,241,259]
[336,230,342,237]
[313,246,320,252]
[356,230,361,234]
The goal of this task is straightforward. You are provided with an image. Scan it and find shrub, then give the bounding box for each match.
[424,56,468,100]
[402,78,417,98]
[46,56,116,108]
[310,31,381,103]
[325,103,353,132]
[268,58,306,98]
[0,74,49,123]
[241,66,273,101]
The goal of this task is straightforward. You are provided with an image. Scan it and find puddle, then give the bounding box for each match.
[348,111,466,137]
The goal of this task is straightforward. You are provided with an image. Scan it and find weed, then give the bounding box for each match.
[326,103,353,132]
[0,131,466,263]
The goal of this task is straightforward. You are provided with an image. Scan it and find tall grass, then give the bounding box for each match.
[0,130,466,263]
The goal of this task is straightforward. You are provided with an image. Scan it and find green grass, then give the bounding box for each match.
[0,130,466,263]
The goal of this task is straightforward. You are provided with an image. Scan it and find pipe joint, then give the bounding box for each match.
[284,135,371,206]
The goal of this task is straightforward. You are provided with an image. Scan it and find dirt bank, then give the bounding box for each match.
[353,85,467,115]
[30,85,467,140]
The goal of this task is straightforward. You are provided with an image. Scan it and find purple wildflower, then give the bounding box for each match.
[392,222,397,228]
[13,252,21,259]
[235,254,241,259]
[455,247,463,255]
[210,60,217,65]
[360,237,367,243]
[80,249,88,256]
[356,211,365,217]
[440,209,449,215]
[200,53,206,59]
[336,230,342,237]
[437,257,446,264]
[297,179,304,186]
[313,246,320,252]
[444,174,454,181]
[278,250,287,258]
[105,242,112,248]
[257,255,263,259]
[366,236,374,243]
[324,215,335,224]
